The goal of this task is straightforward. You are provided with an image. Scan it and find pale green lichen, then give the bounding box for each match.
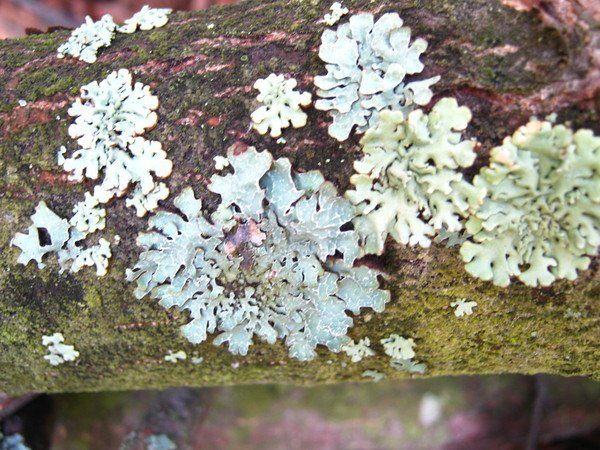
[451,298,477,317]
[323,2,349,26]
[346,98,482,254]
[127,147,389,360]
[118,5,172,34]
[362,370,386,382]
[42,333,79,366]
[341,337,375,362]
[11,201,70,269]
[59,69,172,216]
[315,12,440,141]
[250,74,312,138]
[381,334,415,360]
[57,15,116,63]
[460,117,600,287]
[164,350,187,363]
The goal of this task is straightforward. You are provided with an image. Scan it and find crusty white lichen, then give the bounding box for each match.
[342,337,375,362]
[118,5,172,34]
[127,147,389,360]
[57,15,116,63]
[59,69,172,215]
[451,298,477,317]
[324,2,349,26]
[460,117,600,287]
[251,74,312,138]
[315,12,440,141]
[42,333,79,366]
[346,98,482,254]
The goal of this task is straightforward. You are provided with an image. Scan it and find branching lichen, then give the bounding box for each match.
[346,98,482,254]
[42,333,79,366]
[118,5,172,34]
[314,12,440,141]
[451,298,477,317]
[323,2,349,26]
[460,117,600,287]
[341,337,375,362]
[57,15,117,63]
[250,74,312,138]
[127,147,389,360]
[59,69,172,215]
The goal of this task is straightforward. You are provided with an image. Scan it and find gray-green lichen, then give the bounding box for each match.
[346,98,482,254]
[460,117,600,287]
[127,147,390,361]
[314,12,440,141]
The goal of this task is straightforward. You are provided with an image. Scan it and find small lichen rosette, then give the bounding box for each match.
[251,74,312,138]
[460,118,600,287]
[59,69,172,216]
[315,12,440,141]
[346,98,482,254]
[127,147,390,360]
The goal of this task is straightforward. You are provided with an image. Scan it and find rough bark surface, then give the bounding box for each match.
[0,0,598,395]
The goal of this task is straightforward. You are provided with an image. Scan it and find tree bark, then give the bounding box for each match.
[0,0,598,395]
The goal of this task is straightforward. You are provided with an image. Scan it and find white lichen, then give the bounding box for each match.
[381,334,415,360]
[127,147,389,360]
[18,99,27,107]
[11,201,70,269]
[60,69,172,215]
[42,333,79,366]
[164,350,187,363]
[251,74,312,138]
[451,298,477,317]
[315,12,440,141]
[341,337,375,362]
[58,233,112,276]
[191,356,204,365]
[346,98,482,253]
[57,15,116,63]
[460,117,600,287]
[390,358,426,374]
[118,5,172,34]
[0,433,30,450]
[362,370,385,382]
[324,2,349,26]
[70,192,106,234]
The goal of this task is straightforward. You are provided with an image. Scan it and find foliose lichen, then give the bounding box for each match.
[451,298,477,317]
[118,5,172,34]
[323,2,349,26]
[0,433,30,450]
[460,117,600,287]
[341,337,375,362]
[250,74,312,138]
[42,333,79,366]
[127,147,389,360]
[59,69,172,216]
[346,98,482,254]
[164,350,187,363]
[381,334,415,360]
[57,15,117,63]
[314,12,440,141]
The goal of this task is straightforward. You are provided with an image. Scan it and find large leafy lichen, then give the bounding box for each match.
[59,69,172,216]
[314,12,440,141]
[460,117,600,287]
[346,98,482,254]
[127,147,389,360]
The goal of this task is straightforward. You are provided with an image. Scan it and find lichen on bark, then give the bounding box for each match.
[0,0,598,394]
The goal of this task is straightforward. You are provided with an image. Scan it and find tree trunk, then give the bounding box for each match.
[0,0,598,395]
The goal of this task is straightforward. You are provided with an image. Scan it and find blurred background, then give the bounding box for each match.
[1,1,599,449]
[1,375,600,449]
[0,0,236,38]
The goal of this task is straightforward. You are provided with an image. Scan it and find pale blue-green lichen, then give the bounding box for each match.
[460,117,600,287]
[59,69,172,216]
[451,298,477,317]
[42,332,79,366]
[314,12,440,141]
[341,337,375,362]
[127,147,389,360]
[346,98,483,254]
[0,433,30,450]
[118,5,172,34]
